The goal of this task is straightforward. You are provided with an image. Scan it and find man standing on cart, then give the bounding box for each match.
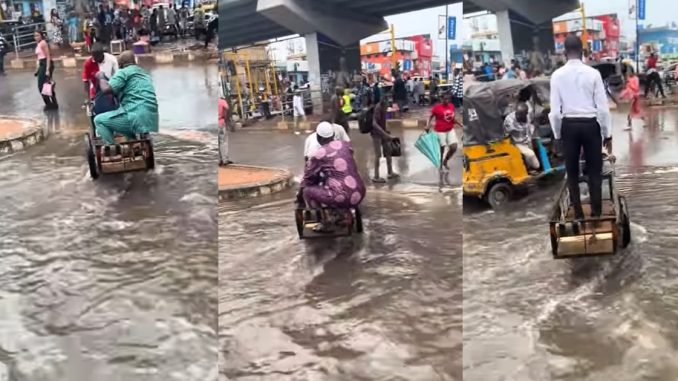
[94,51,159,145]
[549,35,612,222]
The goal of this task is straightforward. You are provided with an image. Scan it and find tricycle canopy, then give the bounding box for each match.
[462,78,551,146]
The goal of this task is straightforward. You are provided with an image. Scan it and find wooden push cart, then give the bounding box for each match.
[549,156,631,258]
[84,103,155,180]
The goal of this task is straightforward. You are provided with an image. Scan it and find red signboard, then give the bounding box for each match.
[406,35,433,58]
[594,14,621,57]
[595,14,621,39]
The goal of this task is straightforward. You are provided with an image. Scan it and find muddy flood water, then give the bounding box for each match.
[0,65,219,380]
[219,129,462,380]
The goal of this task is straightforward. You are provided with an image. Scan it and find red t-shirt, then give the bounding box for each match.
[218,98,228,127]
[431,102,456,133]
[647,55,658,69]
[82,57,100,99]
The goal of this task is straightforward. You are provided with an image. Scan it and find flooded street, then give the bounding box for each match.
[220,130,462,380]
[0,65,218,380]
[463,107,678,381]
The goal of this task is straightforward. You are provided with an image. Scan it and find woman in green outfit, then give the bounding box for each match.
[34,30,58,110]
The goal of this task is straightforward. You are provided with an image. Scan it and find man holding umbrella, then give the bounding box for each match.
[426,92,462,170]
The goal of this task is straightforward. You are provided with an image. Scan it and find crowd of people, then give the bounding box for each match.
[8,2,215,53]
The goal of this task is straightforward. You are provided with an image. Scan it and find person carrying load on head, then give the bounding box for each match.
[94,51,159,145]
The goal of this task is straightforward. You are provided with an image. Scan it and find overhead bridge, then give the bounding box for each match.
[218,0,461,49]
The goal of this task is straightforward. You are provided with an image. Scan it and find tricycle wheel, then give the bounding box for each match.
[486,182,512,209]
[84,133,99,180]
[145,136,155,170]
[354,207,364,233]
[295,209,305,239]
[620,196,631,248]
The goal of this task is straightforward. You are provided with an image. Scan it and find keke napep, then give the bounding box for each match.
[462,77,564,208]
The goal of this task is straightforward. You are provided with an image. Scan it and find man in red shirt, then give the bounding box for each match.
[644,52,666,98]
[82,43,119,100]
[427,93,462,170]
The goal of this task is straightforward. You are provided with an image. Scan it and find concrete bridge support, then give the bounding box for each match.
[257,0,383,113]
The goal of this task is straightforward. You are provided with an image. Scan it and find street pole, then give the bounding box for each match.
[445,4,449,81]
[390,24,397,77]
[635,0,640,71]
[580,2,589,59]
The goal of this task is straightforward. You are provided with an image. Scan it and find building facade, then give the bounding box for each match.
[360,34,433,79]
[552,13,621,60]
[638,25,678,58]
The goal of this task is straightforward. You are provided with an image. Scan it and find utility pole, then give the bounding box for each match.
[445,4,449,80]
[390,24,397,77]
[635,0,640,71]
[580,1,589,59]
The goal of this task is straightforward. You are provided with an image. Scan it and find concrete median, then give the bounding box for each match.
[0,116,44,155]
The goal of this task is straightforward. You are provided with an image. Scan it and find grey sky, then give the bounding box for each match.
[582,0,676,37]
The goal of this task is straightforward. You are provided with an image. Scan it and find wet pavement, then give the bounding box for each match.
[219,130,463,380]
[463,106,678,381]
[0,65,218,380]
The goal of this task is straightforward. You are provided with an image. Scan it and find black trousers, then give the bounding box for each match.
[644,71,665,98]
[562,117,603,217]
[334,115,350,135]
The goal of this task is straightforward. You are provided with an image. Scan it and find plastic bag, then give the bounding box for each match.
[41,81,53,97]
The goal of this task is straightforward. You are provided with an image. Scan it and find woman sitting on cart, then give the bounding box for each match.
[94,51,159,145]
[300,122,366,214]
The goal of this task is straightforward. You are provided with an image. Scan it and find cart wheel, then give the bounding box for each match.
[620,196,631,248]
[295,209,305,239]
[145,136,155,170]
[84,133,99,180]
[354,207,364,233]
[486,182,512,209]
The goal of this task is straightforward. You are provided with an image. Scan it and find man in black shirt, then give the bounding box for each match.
[393,73,408,112]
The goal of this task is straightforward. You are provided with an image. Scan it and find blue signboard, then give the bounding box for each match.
[592,40,602,52]
[638,0,645,20]
[448,16,456,40]
[403,60,412,71]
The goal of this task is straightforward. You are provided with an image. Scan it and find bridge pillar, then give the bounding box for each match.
[496,10,515,65]
[305,33,361,115]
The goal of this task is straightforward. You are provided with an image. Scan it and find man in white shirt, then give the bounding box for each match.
[292,87,306,135]
[549,35,612,221]
[304,121,350,161]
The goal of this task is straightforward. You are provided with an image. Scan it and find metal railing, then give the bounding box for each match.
[11,22,45,58]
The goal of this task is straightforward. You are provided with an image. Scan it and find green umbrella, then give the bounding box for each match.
[414,131,441,168]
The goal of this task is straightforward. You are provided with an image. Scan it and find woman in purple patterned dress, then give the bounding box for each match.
[301,131,366,210]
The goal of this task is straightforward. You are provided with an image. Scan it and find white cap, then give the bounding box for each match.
[316,122,335,138]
